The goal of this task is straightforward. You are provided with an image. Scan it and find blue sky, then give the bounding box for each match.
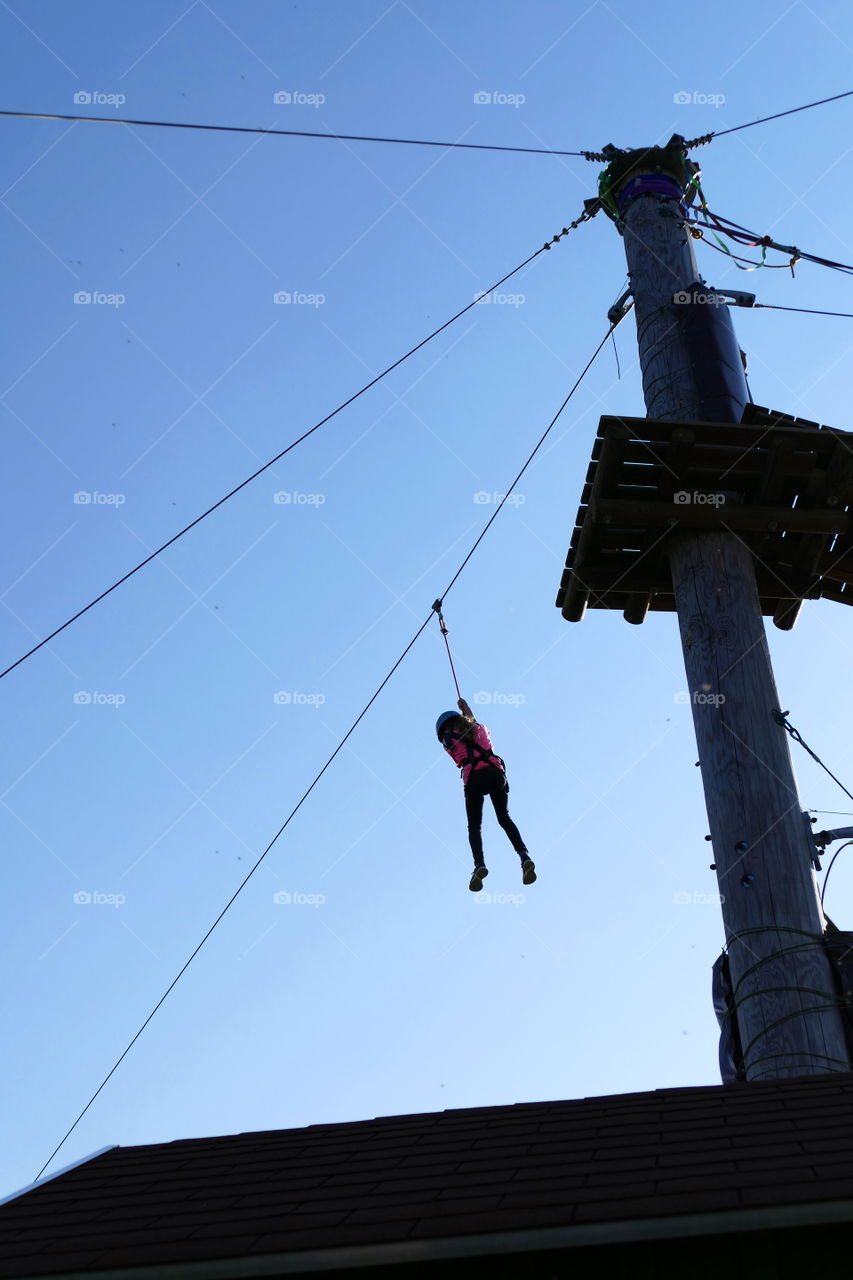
[2,0,853,1193]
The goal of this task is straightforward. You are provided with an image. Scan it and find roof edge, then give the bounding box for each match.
[32,1196,853,1279]
[0,1147,118,1211]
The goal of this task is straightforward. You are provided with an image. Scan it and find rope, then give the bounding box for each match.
[432,602,461,700]
[741,1050,850,1078]
[738,1003,847,1072]
[772,711,853,806]
[722,921,853,1075]
[0,109,590,158]
[0,211,597,686]
[689,203,853,276]
[729,938,830,1000]
[35,321,614,1182]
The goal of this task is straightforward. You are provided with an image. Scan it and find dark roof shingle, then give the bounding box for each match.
[4,1074,853,1275]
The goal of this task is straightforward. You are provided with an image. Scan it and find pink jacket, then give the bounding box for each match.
[443,722,504,785]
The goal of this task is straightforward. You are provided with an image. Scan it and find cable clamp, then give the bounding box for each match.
[607,288,634,326]
[714,289,756,308]
[431,599,449,636]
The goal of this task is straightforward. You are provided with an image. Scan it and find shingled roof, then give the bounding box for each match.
[4,1074,853,1278]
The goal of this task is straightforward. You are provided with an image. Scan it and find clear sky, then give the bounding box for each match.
[2,0,853,1194]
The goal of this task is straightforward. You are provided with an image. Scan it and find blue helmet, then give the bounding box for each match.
[436,711,459,741]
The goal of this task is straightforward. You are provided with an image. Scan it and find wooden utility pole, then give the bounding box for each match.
[560,139,851,1080]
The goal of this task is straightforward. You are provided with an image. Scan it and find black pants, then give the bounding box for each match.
[464,766,527,868]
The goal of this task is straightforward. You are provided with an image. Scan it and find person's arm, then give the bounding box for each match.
[457,697,475,722]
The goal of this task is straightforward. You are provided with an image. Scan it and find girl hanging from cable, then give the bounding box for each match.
[436,698,536,893]
[432,603,534,892]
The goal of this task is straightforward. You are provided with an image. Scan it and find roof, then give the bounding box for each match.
[4,1074,853,1278]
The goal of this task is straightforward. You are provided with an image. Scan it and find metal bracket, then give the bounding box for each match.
[607,288,634,326]
[803,810,822,871]
[715,289,756,308]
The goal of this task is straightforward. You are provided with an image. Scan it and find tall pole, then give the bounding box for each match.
[607,140,849,1079]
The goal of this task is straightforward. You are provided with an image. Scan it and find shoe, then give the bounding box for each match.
[521,858,537,885]
[469,866,489,892]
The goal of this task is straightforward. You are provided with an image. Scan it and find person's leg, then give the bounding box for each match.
[489,774,527,857]
[464,780,487,867]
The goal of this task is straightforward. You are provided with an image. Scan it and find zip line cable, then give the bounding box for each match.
[4,88,851,167]
[772,711,853,808]
[683,89,853,147]
[579,90,853,160]
[753,304,853,319]
[0,210,597,686]
[0,110,589,157]
[35,322,614,1181]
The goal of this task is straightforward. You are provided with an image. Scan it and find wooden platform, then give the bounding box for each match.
[555,405,853,629]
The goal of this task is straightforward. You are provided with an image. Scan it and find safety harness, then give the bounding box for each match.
[444,729,505,780]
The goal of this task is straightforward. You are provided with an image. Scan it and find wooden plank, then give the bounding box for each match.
[591,497,847,536]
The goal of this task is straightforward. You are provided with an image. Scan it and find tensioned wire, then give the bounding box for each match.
[34,322,615,1183]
